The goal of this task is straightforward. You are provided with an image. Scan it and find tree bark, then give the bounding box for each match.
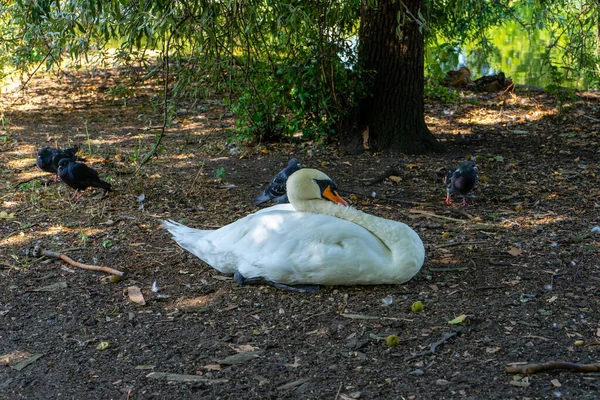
[356,0,441,154]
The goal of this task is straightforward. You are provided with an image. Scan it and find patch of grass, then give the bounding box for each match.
[80,232,88,247]
[214,167,226,180]
[84,121,92,155]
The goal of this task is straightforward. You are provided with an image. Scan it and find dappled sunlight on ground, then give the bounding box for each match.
[2,67,600,399]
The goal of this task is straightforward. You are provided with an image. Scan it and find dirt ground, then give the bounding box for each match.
[1,68,600,400]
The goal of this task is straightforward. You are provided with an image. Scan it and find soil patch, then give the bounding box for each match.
[1,70,600,399]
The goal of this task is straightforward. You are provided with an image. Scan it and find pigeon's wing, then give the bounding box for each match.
[265,171,289,198]
[255,169,289,205]
[70,163,99,181]
[445,167,458,193]
[72,163,111,191]
[273,193,290,204]
[254,192,273,206]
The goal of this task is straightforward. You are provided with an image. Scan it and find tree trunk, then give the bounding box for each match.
[356,0,441,154]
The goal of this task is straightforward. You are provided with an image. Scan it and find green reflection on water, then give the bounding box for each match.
[428,20,591,89]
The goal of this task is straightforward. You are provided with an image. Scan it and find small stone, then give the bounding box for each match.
[436,379,450,386]
[408,369,424,376]
[236,335,249,344]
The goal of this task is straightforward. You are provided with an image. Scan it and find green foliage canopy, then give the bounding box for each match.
[1,0,599,140]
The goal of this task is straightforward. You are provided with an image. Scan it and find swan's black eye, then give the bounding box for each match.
[314,179,336,197]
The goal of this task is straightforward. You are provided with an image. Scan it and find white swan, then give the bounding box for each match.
[163,168,425,291]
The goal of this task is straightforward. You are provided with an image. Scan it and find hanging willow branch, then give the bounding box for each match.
[127,14,190,186]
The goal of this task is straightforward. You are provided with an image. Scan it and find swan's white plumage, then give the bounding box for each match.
[163,169,425,286]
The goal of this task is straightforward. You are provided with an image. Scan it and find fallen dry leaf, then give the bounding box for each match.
[233,344,259,353]
[507,247,523,257]
[0,211,15,219]
[0,350,31,366]
[127,286,146,305]
[170,296,212,312]
[202,364,222,371]
[550,379,561,388]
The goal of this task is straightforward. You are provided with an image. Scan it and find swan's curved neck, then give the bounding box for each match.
[293,199,424,279]
[294,200,397,248]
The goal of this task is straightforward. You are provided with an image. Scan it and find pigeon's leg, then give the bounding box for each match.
[444,193,452,205]
[72,190,83,201]
[461,197,469,206]
[234,271,320,293]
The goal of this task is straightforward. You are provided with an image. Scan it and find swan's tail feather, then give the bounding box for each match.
[162,219,209,252]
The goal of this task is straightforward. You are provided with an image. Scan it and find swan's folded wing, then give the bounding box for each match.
[208,211,391,285]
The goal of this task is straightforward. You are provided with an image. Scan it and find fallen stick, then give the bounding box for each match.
[32,243,125,277]
[408,209,465,223]
[506,362,600,375]
[434,241,487,249]
[404,329,463,361]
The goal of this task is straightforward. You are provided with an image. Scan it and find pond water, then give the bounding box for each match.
[428,20,590,89]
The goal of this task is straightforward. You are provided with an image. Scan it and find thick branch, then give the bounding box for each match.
[506,362,600,375]
[33,244,125,277]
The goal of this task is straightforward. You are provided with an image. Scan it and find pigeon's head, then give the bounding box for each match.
[288,158,301,169]
[458,161,477,174]
[57,158,72,171]
[37,147,50,157]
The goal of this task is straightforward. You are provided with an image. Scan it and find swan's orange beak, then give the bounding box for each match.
[323,186,349,207]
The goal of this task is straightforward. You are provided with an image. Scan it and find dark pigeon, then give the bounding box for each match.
[37,145,81,177]
[435,161,478,205]
[57,158,111,198]
[255,158,302,206]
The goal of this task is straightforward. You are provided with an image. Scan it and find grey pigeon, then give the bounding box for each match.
[435,161,478,205]
[57,158,111,199]
[255,158,302,205]
[36,145,81,174]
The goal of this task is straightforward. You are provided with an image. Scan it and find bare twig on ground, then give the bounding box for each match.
[429,267,469,272]
[334,382,343,400]
[363,168,402,186]
[337,189,423,205]
[473,285,505,291]
[408,209,465,222]
[434,241,486,249]
[32,243,125,277]
[404,329,464,361]
[340,312,411,322]
[506,362,600,375]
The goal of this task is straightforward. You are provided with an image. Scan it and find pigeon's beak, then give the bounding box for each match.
[322,185,349,207]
